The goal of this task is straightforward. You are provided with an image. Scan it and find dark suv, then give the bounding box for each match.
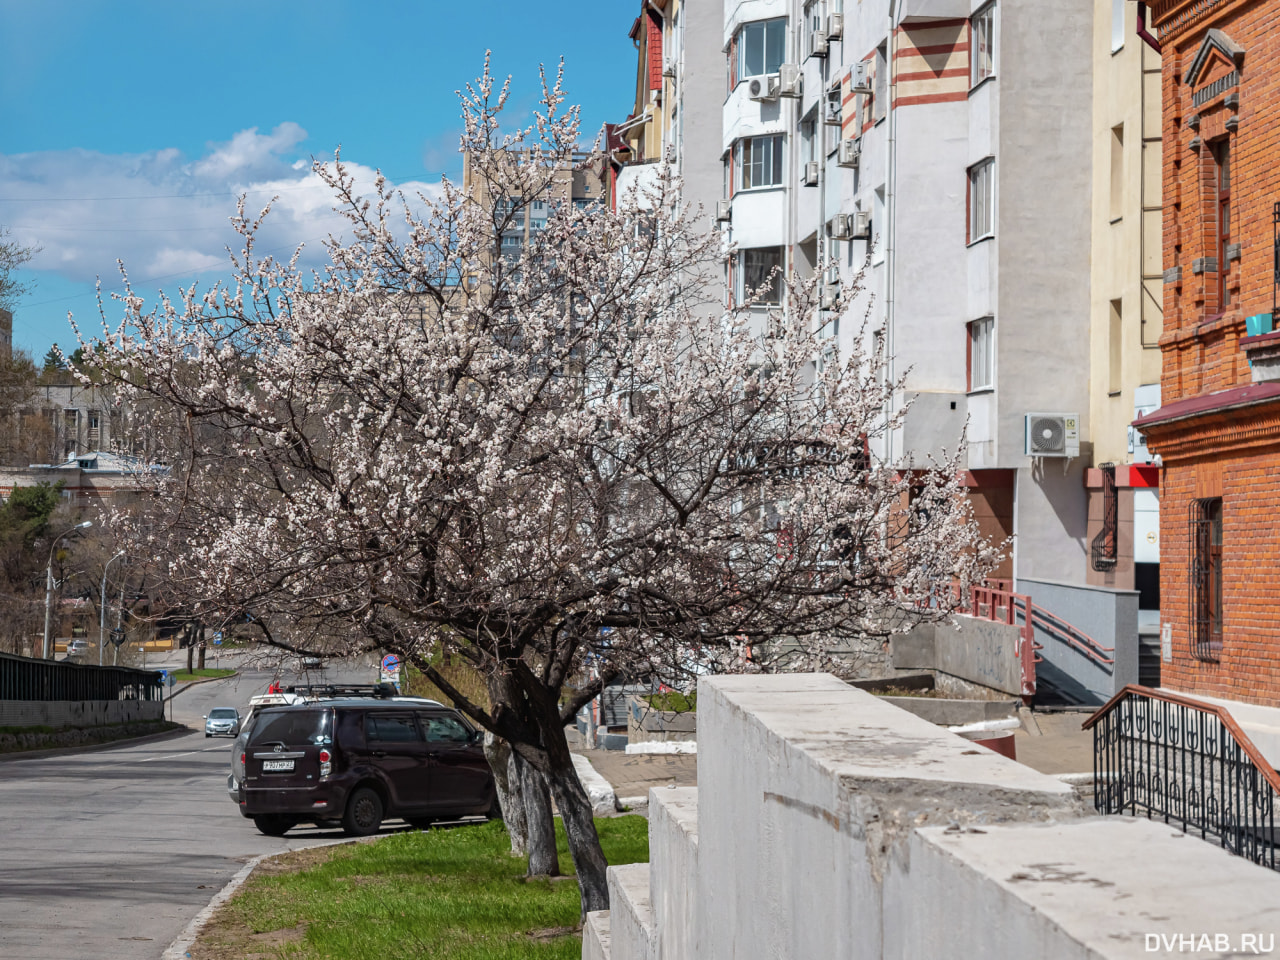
[238,700,497,836]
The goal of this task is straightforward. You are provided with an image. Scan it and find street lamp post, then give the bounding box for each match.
[99,550,126,666]
[42,521,93,660]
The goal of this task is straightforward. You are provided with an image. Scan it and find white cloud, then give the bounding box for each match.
[0,125,442,293]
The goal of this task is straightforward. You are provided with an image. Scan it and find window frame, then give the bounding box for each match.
[1214,138,1231,309]
[967,317,995,392]
[873,43,888,123]
[736,134,786,191]
[970,3,996,88]
[734,18,788,84]
[1190,497,1224,662]
[967,157,995,244]
[737,246,785,306]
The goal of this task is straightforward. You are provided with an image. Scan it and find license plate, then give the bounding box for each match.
[262,759,295,772]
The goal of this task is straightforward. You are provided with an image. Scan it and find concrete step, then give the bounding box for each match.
[649,787,698,960]
[582,909,611,960]
[607,861,654,960]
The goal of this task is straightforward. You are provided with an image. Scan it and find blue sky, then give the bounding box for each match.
[0,0,638,358]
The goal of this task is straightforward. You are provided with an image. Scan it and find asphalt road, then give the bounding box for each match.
[0,649,391,960]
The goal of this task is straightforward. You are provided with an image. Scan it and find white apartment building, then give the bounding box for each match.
[713,0,1094,587]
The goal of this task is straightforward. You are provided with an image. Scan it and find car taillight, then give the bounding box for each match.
[319,748,332,777]
[240,752,246,766]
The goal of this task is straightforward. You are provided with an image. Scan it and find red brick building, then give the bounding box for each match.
[1137,0,1280,707]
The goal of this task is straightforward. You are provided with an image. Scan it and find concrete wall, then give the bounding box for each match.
[1019,576,1140,704]
[893,616,1024,697]
[0,699,163,729]
[588,673,1280,960]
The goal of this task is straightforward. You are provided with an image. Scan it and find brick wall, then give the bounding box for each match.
[1157,437,1280,707]
[1148,0,1280,706]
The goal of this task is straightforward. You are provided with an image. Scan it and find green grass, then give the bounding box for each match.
[206,817,648,960]
[173,668,236,682]
[645,690,696,713]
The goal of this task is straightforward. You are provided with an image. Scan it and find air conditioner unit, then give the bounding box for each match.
[663,57,677,78]
[821,283,841,309]
[838,138,861,168]
[802,160,820,186]
[824,97,843,125]
[1024,413,1081,458]
[826,12,844,39]
[852,210,872,238]
[778,63,801,98]
[851,62,873,95]
[811,30,829,58]
[828,213,853,240]
[715,199,733,223]
[748,74,780,101]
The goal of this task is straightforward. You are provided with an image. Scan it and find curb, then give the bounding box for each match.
[162,836,373,960]
[165,671,241,702]
[0,723,192,763]
[571,752,620,815]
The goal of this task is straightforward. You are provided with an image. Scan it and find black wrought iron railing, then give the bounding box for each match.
[1085,685,1279,871]
[1090,463,1118,572]
[0,650,162,702]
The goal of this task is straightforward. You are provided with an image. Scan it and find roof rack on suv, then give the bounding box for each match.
[283,682,400,699]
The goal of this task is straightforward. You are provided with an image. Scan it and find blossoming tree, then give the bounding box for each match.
[77,61,998,916]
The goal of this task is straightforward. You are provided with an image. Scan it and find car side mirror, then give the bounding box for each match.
[202,715,207,720]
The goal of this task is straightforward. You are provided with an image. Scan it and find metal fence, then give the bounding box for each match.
[0,650,162,702]
[1086,685,1278,871]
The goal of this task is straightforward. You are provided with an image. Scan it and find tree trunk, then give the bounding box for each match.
[196,627,206,669]
[543,743,610,917]
[185,635,193,672]
[514,750,559,877]
[483,732,527,856]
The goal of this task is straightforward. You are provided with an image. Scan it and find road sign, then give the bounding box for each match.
[213,632,223,646]
[379,654,402,691]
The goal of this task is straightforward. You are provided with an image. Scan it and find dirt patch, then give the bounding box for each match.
[528,925,580,941]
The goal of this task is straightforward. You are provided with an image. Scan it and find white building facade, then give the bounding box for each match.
[714,0,1094,586]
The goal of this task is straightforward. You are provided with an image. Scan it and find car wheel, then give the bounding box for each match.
[343,787,384,836]
[404,817,434,830]
[205,733,211,738]
[253,815,295,837]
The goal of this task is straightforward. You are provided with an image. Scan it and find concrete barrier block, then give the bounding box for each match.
[648,787,698,960]
[894,817,1280,959]
[607,862,654,960]
[696,674,1083,960]
[582,910,611,960]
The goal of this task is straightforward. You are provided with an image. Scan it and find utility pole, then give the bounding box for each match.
[43,521,92,659]
[99,551,125,666]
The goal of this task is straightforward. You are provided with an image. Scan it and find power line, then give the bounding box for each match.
[0,172,437,204]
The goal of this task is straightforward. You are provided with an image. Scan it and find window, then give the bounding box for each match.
[1111,0,1125,52]
[425,714,473,743]
[1108,299,1123,393]
[735,18,787,82]
[804,1,822,58]
[365,714,422,743]
[737,135,784,190]
[971,4,995,86]
[1214,138,1231,308]
[738,247,785,305]
[1109,125,1124,221]
[800,112,817,166]
[968,158,995,242]
[529,199,547,233]
[873,43,888,122]
[89,412,100,430]
[968,317,994,391]
[1190,497,1223,662]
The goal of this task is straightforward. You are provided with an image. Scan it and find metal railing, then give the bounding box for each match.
[0,650,162,702]
[1085,685,1279,871]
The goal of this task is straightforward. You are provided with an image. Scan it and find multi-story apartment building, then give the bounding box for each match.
[1085,0,1165,681]
[1136,0,1280,713]
[712,0,1093,590]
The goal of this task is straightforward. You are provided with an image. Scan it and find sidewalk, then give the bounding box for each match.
[1012,708,1095,775]
[567,729,697,807]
